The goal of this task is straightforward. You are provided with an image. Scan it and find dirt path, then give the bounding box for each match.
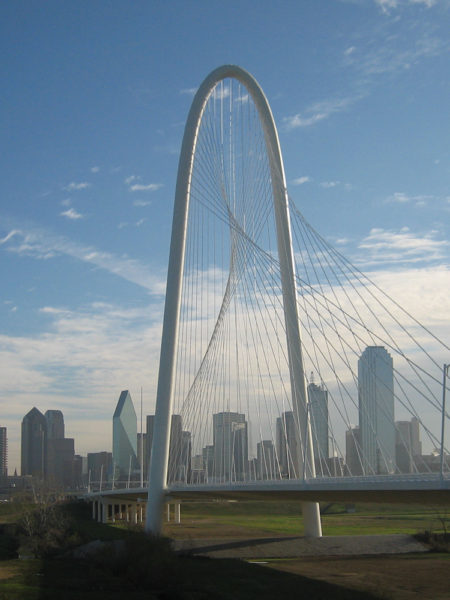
[173,533,427,558]
[269,554,450,600]
[174,534,450,599]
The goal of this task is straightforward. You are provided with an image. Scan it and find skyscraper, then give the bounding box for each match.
[137,432,147,478]
[146,414,155,479]
[213,412,248,482]
[345,426,362,476]
[308,382,329,472]
[48,438,75,487]
[202,444,214,481]
[113,390,138,479]
[21,407,47,478]
[358,346,395,474]
[396,417,422,473]
[256,440,276,480]
[45,410,65,439]
[180,430,192,483]
[0,427,7,478]
[168,414,182,483]
[276,411,299,478]
[45,409,75,486]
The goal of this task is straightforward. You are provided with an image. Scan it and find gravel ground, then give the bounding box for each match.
[174,534,428,559]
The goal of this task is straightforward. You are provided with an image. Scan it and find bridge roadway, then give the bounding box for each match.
[85,473,450,506]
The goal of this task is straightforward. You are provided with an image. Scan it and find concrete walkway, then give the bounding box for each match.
[173,534,428,559]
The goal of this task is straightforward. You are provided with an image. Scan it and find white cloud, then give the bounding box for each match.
[350,27,445,77]
[287,6,447,134]
[136,218,146,227]
[125,175,163,192]
[180,88,197,96]
[90,166,100,173]
[235,93,249,104]
[375,0,438,12]
[0,223,166,294]
[65,182,91,191]
[284,111,329,129]
[133,200,151,207]
[129,183,163,192]
[0,230,20,245]
[292,176,311,186]
[386,192,410,203]
[384,192,434,205]
[358,227,449,265]
[374,0,398,12]
[0,301,165,470]
[320,181,340,188]
[283,95,362,130]
[60,208,84,220]
[212,85,230,101]
[318,180,353,191]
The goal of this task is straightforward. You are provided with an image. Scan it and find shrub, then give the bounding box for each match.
[17,500,81,557]
[91,531,181,593]
[415,531,450,553]
[0,523,20,559]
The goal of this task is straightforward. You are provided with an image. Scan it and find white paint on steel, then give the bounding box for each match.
[145,65,321,537]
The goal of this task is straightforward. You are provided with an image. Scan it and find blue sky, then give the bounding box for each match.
[1,0,449,473]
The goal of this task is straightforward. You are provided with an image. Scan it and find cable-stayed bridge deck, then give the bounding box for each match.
[86,473,450,505]
[102,66,449,535]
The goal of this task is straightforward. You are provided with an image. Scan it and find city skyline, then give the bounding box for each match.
[1,2,450,471]
[9,370,445,484]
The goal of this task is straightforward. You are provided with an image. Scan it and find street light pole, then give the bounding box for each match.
[440,364,450,481]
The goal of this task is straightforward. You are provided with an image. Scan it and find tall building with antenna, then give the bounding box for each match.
[0,426,7,478]
[308,378,329,473]
[213,412,248,482]
[358,346,395,474]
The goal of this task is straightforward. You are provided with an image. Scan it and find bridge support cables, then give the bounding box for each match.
[146,65,449,536]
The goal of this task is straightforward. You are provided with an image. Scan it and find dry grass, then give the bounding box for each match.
[267,554,450,600]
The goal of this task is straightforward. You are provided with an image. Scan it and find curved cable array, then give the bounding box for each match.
[164,76,449,486]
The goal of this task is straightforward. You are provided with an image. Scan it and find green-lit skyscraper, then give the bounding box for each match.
[113,390,138,479]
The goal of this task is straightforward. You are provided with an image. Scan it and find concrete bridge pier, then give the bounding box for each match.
[102,500,108,524]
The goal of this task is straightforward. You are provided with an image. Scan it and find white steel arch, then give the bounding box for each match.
[146,65,322,537]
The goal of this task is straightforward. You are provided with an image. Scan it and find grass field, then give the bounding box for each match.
[162,500,449,539]
[0,499,448,599]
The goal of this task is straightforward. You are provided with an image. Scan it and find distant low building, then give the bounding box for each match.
[87,451,112,485]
